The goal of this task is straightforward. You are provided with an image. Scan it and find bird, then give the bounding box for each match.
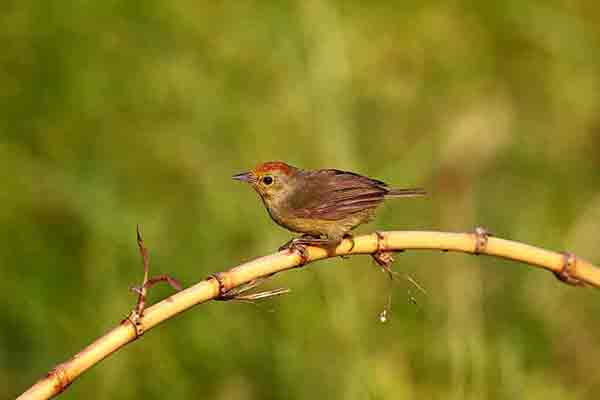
[232,161,426,251]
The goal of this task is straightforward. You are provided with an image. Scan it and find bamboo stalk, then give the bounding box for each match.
[17,229,600,400]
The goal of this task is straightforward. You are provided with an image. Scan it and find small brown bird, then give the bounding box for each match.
[233,161,426,250]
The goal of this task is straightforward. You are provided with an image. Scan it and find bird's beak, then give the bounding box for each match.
[232,171,256,183]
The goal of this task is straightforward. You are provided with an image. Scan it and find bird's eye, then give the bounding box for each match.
[262,176,274,185]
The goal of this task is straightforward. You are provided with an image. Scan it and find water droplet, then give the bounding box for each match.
[379,309,388,323]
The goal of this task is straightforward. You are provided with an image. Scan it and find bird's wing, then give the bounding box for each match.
[286,169,389,221]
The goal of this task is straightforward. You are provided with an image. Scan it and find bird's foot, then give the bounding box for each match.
[279,237,311,266]
[279,235,339,266]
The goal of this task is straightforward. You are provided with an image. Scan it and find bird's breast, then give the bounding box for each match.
[262,199,298,231]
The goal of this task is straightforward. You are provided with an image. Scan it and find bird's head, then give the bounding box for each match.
[232,161,298,203]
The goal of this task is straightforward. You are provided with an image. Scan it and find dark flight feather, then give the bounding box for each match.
[287,169,425,221]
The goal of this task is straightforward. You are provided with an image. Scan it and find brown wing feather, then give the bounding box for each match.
[287,169,389,221]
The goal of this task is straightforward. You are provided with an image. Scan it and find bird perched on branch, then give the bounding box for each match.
[233,161,426,251]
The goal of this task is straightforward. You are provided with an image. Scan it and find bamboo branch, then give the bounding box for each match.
[17,229,600,399]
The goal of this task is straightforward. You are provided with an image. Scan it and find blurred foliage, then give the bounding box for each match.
[2,0,600,399]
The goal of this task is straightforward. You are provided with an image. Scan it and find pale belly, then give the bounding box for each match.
[266,205,374,240]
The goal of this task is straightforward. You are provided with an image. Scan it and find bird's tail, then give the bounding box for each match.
[385,188,427,198]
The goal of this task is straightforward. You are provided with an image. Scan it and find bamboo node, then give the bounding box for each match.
[473,227,491,255]
[375,231,386,252]
[124,310,145,338]
[47,363,70,394]
[554,252,585,286]
[210,272,228,298]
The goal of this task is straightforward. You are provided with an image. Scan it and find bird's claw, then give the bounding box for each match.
[280,238,311,266]
[279,235,339,266]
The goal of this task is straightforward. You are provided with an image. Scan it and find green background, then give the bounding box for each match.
[3,1,600,398]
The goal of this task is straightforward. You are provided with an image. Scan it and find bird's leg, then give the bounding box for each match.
[278,236,302,252]
[278,234,339,250]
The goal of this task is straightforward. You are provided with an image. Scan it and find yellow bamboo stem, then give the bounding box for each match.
[17,229,600,400]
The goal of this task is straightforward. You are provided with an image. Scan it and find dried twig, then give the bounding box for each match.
[17,228,600,400]
[126,226,181,336]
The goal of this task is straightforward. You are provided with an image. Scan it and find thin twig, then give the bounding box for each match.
[214,277,291,302]
[134,225,150,316]
[17,228,600,400]
[130,226,181,319]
